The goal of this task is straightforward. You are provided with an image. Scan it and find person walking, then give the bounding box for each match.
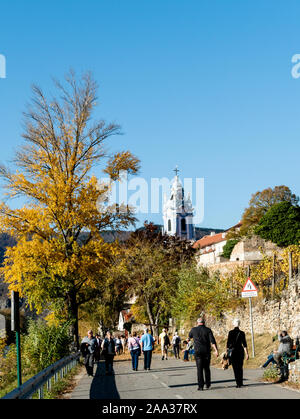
[115,335,122,355]
[159,328,170,360]
[94,333,102,363]
[128,332,141,371]
[80,329,97,377]
[226,318,249,388]
[101,331,116,375]
[189,316,219,390]
[172,331,181,359]
[141,328,155,371]
[121,335,126,354]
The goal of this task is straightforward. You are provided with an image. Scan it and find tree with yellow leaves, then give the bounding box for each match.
[0,71,140,348]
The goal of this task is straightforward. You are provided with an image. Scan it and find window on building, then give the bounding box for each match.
[181,218,186,231]
[168,219,171,231]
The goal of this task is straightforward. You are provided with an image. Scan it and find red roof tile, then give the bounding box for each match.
[193,232,226,249]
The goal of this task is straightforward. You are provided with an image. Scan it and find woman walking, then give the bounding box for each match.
[226,319,249,388]
[101,331,116,375]
[128,332,141,371]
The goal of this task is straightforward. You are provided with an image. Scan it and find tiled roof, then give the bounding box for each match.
[192,232,226,249]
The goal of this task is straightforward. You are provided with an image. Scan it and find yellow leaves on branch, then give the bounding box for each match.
[1,234,118,313]
[220,245,300,301]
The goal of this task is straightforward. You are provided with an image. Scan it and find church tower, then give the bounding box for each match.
[163,167,194,240]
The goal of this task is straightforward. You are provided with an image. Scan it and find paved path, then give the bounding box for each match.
[70,354,300,399]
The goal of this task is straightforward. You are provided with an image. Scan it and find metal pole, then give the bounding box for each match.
[16,330,22,387]
[249,297,255,358]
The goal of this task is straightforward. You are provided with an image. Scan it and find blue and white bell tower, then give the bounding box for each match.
[163,167,194,240]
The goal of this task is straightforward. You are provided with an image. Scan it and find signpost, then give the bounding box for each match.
[241,277,257,358]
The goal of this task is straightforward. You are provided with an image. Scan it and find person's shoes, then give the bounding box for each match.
[205,385,211,389]
[147,368,151,371]
[197,387,204,391]
[166,358,168,360]
[236,384,243,388]
[162,356,164,360]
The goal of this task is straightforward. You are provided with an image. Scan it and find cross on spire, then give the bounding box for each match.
[173,166,179,176]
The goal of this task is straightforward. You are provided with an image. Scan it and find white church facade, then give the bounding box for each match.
[162,168,194,240]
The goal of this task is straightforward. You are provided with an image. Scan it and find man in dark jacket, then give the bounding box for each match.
[189,316,219,390]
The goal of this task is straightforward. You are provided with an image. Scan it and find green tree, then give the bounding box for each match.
[232,186,299,238]
[254,202,300,247]
[221,239,239,259]
[171,265,235,322]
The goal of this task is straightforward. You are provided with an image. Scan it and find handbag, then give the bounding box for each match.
[227,332,241,361]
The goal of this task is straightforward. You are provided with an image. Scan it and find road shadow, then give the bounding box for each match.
[90,361,120,399]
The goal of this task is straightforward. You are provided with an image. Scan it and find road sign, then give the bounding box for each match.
[241,277,258,298]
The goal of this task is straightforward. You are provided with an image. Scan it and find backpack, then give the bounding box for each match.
[164,334,170,346]
[174,336,180,345]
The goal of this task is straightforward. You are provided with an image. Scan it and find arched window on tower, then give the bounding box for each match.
[181,218,186,232]
[168,219,172,232]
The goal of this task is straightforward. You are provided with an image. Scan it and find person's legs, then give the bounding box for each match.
[85,354,94,376]
[131,350,135,370]
[232,358,243,386]
[105,355,109,373]
[195,356,204,389]
[262,354,275,368]
[173,345,179,358]
[144,350,149,369]
[132,349,138,370]
[203,355,211,388]
[184,350,189,361]
[108,354,114,374]
[164,345,168,360]
[147,350,152,369]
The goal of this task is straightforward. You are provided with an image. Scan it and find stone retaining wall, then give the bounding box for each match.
[204,273,300,339]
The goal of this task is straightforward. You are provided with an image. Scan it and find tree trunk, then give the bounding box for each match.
[145,299,155,335]
[67,290,79,350]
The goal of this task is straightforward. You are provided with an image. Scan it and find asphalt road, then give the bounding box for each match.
[70,354,299,399]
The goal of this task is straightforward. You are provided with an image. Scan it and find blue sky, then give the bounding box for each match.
[0,0,300,230]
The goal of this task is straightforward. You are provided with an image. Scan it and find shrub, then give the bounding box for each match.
[221,239,239,259]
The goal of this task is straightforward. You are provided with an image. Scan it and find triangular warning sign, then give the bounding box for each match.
[242,278,258,292]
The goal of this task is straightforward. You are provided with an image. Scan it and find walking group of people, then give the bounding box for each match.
[80,317,295,390]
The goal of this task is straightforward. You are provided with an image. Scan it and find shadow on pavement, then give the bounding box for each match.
[90,361,120,399]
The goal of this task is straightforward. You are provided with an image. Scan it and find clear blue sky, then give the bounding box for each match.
[0,0,300,230]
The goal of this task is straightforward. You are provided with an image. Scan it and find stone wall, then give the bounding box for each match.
[207,273,300,339]
[289,360,300,384]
